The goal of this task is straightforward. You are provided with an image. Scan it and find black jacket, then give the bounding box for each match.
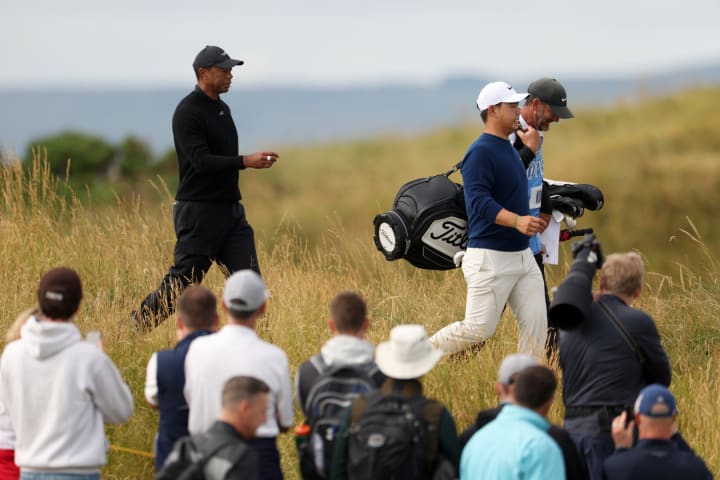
[559,294,671,409]
[157,421,258,480]
[602,437,712,480]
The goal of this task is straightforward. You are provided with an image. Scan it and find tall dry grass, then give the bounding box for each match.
[2,87,720,477]
[1,151,718,478]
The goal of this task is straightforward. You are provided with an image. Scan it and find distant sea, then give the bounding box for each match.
[1,64,719,157]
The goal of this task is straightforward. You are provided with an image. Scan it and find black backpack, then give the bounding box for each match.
[155,436,235,480]
[373,164,467,270]
[345,391,448,480]
[300,355,380,479]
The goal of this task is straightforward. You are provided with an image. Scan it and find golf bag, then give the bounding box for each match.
[372,165,605,271]
[373,163,467,270]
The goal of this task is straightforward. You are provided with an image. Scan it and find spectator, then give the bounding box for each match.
[0,267,134,480]
[295,291,384,416]
[295,291,385,479]
[157,376,270,480]
[0,308,36,480]
[558,252,671,480]
[603,384,712,479]
[461,365,565,480]
[459,353,587,479]
[429,81,548,357]
[144,285,219,470]
[184,270,293,480]
[331,324,460,479]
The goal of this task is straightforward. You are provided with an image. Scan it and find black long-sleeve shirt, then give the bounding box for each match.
[173,87,245,202]
[559,294,672,408]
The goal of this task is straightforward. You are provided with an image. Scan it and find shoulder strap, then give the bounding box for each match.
[309,353,328,375]
[418,399,444,475]
[177,438,238,480]
[598,300,647,367]
[443,160,464,177]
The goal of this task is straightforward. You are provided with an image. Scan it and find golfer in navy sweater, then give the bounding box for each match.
[430,81,548,356]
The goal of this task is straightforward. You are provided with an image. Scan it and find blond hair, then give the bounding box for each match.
[6,308,37,343]
[601,252,644,297]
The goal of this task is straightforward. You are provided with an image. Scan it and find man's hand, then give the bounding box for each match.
[244,151,279,169]
[539,212,551,233]
[611,411,635,449]
[517,125,541,153]
[515,215,547,236]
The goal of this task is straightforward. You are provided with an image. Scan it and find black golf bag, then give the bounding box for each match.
[373,165,467,270]
[373,165,605,271]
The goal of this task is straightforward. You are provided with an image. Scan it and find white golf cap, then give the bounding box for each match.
[375,324,442,379]
[476,81,528,111]
[223,270,269,314]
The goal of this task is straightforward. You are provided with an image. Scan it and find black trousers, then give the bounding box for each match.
[136,200,260,328]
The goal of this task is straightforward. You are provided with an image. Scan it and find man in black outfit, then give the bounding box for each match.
[459,353,588,480]
[558,252,671,480]
[157,376,270,479]
[134,45,279,329]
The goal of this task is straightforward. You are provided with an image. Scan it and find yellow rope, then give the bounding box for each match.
[109,444,154,459]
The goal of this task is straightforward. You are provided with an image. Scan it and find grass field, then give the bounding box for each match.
[1,86,719,478]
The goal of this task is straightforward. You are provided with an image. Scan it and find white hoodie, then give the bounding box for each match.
[0,316,134,473]
[320,334,375,366]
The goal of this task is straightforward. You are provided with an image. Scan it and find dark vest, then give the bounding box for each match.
[155,330,211,470]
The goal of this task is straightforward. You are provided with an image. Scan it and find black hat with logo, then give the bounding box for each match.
[528,78,573,119]
[192,46,244,72]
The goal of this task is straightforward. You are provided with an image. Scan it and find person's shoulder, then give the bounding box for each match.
[174,90,207,116]
[0,339,23,360]
[184,333,218,362]
[257,338,290,361]
[297,357,320,381]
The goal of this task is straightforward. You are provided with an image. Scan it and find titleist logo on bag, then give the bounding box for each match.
[421,217,468,258]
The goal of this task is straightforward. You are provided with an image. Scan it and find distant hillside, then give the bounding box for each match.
[1,63,719,157]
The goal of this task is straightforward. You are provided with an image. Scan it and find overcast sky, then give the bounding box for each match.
[3,0,719,89]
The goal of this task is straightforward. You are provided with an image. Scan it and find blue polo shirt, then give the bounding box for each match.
[461,133,530,251]
[460,404,565,480]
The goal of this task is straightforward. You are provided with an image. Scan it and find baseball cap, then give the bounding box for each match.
[223,270,269,314]
[193,45,244,72]
[476,81,528,112]
[497,353,539,385]
[527,78,574,119]
[634,384,678,418]
[37,267,83,319]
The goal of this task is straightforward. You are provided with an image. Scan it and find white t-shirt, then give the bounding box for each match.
[184,324,294,437]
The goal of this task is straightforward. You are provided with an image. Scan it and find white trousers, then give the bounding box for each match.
[429,247,547,356]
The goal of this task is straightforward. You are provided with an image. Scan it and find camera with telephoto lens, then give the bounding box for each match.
[548,233,604,329]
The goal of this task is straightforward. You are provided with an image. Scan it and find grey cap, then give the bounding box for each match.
[223,270,269,314]
[497,353,539,385]
[528,78,574,119]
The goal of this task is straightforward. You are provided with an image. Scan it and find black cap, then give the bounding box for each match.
[192,46,244,72]
[528,78,573,119]
[37,267,83,319]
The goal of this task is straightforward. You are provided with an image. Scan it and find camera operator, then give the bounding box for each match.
[549,236,671,480]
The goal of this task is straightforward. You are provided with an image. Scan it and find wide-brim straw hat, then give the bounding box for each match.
[375,324,442,379]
